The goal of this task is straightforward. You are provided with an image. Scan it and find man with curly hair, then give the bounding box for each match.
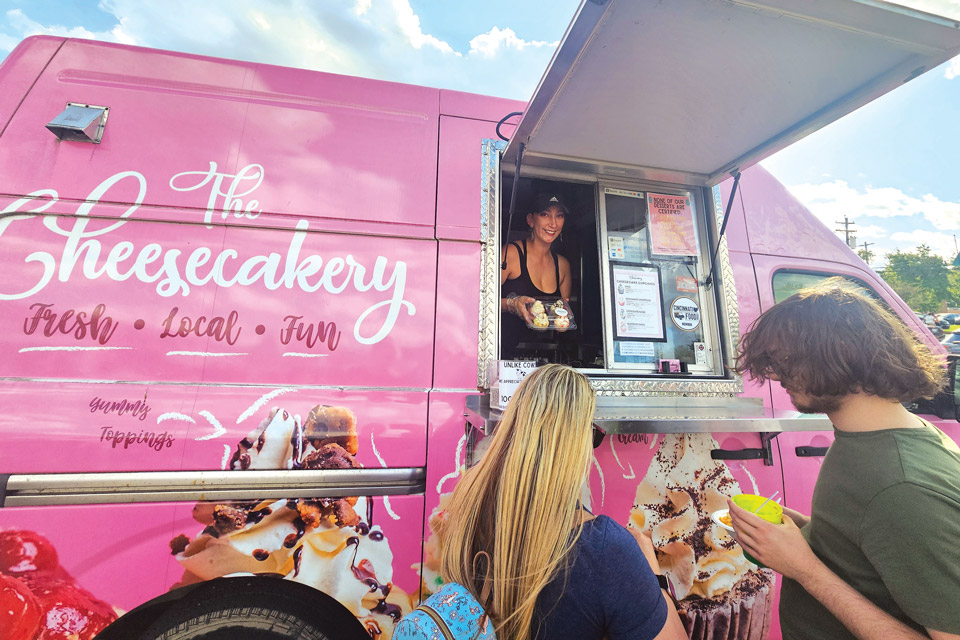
[727,278,960,640]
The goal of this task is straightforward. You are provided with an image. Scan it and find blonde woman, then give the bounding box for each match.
[437,364,687,640]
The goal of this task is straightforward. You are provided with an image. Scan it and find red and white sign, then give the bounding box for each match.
[648,193,697,256]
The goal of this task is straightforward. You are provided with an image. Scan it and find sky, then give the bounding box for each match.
[2,0,960,269]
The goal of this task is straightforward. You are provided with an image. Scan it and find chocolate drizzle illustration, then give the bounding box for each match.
[246,506,272,525]
[228,438,253,470]
[292,545,303,577]
[372,598,403,622]
[284,518,307,549]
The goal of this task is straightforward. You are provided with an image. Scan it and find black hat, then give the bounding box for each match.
[532,193,569,215]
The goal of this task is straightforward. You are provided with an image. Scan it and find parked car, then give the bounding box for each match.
[943,333,960,355]
[938,313,960,333]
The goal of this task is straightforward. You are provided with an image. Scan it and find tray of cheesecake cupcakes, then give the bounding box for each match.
[523,297,576,331]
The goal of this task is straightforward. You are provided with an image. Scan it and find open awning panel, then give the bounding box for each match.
[506,0,960,186]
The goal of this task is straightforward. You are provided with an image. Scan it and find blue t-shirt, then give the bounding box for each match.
[532,515,669,640]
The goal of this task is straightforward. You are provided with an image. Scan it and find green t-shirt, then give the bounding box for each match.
[781,421,960,639]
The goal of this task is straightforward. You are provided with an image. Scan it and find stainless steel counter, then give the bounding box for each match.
[464,394,832,435]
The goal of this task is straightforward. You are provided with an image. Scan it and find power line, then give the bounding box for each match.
[835,216,857,248]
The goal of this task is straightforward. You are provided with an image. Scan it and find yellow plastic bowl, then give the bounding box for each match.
[732,494,783,525]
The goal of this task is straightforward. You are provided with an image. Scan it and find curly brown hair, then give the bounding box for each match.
[736,277,945,402]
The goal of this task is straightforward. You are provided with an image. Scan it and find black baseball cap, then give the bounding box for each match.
[532,193,569,215]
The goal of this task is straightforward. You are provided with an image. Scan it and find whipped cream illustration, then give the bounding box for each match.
[629,434,754,600]
[171,404,411,628]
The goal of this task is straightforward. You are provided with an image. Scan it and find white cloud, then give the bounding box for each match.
[857,224,888,239]
[946,56,960,80]
[786,179,960,231]
[889,229,959,258]
[388,0,457,54]
[468,26,555,58]
[0,32,18,54]
[1,1,559,99]
[354,0,373,16]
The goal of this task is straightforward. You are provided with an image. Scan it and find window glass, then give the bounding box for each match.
[772,271,883,305]
[601,187,714,372]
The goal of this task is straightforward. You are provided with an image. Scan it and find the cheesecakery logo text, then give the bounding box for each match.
[0,162,414,346]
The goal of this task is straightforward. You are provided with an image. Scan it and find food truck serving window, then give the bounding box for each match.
[495,170,727,379]
[599,184,720,374]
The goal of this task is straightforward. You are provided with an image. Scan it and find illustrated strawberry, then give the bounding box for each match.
[0,573,42,640]
[28,577,117,640]
[0,530,59,576]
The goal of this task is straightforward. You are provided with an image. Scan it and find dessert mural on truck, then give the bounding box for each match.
[0,530,118,640]
[630,434,775,640]
[168,403,416,638]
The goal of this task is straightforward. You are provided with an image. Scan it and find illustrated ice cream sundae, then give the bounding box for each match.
[169,404,412,637]
[630,434,774,640]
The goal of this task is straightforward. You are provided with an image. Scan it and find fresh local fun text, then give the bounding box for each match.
[0,163,415,345]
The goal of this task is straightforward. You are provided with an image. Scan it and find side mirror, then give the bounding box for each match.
[913,356,960,420]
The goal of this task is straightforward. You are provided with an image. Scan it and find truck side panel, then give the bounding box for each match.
[0,35,63,136]
[0,37,447,639]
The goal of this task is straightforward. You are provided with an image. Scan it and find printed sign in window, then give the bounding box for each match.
[677,276,698,293]
[670,296,701,331]
[648,193,697,256]
[694,341,708,366]
[611,265,665,340]
[619,341,656,357]
[608,236,625,259]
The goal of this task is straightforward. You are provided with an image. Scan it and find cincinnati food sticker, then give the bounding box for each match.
[671,296,701,331]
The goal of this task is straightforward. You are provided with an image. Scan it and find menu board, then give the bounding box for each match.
[648,193,697,256]
[611,265,665,341]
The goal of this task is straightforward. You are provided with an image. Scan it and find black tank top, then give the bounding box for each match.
[501,240,561,356]
[502,240,561,298]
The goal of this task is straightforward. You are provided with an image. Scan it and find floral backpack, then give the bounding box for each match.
[394,552,497,640]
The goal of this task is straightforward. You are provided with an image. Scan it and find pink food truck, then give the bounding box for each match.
[2,2,960,639]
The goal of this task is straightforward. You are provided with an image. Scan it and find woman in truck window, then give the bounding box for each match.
[436,364,686,640]
[500,194,574,358]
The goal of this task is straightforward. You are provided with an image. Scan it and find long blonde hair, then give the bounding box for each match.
[437,364,596,640]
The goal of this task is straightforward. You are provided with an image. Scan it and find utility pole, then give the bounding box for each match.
[836,216,857,249]
[859,241,874,265]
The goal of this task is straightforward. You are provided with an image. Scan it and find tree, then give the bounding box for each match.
[857,247,874,264]
[881,245,953,312]
[948,269,960,306]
